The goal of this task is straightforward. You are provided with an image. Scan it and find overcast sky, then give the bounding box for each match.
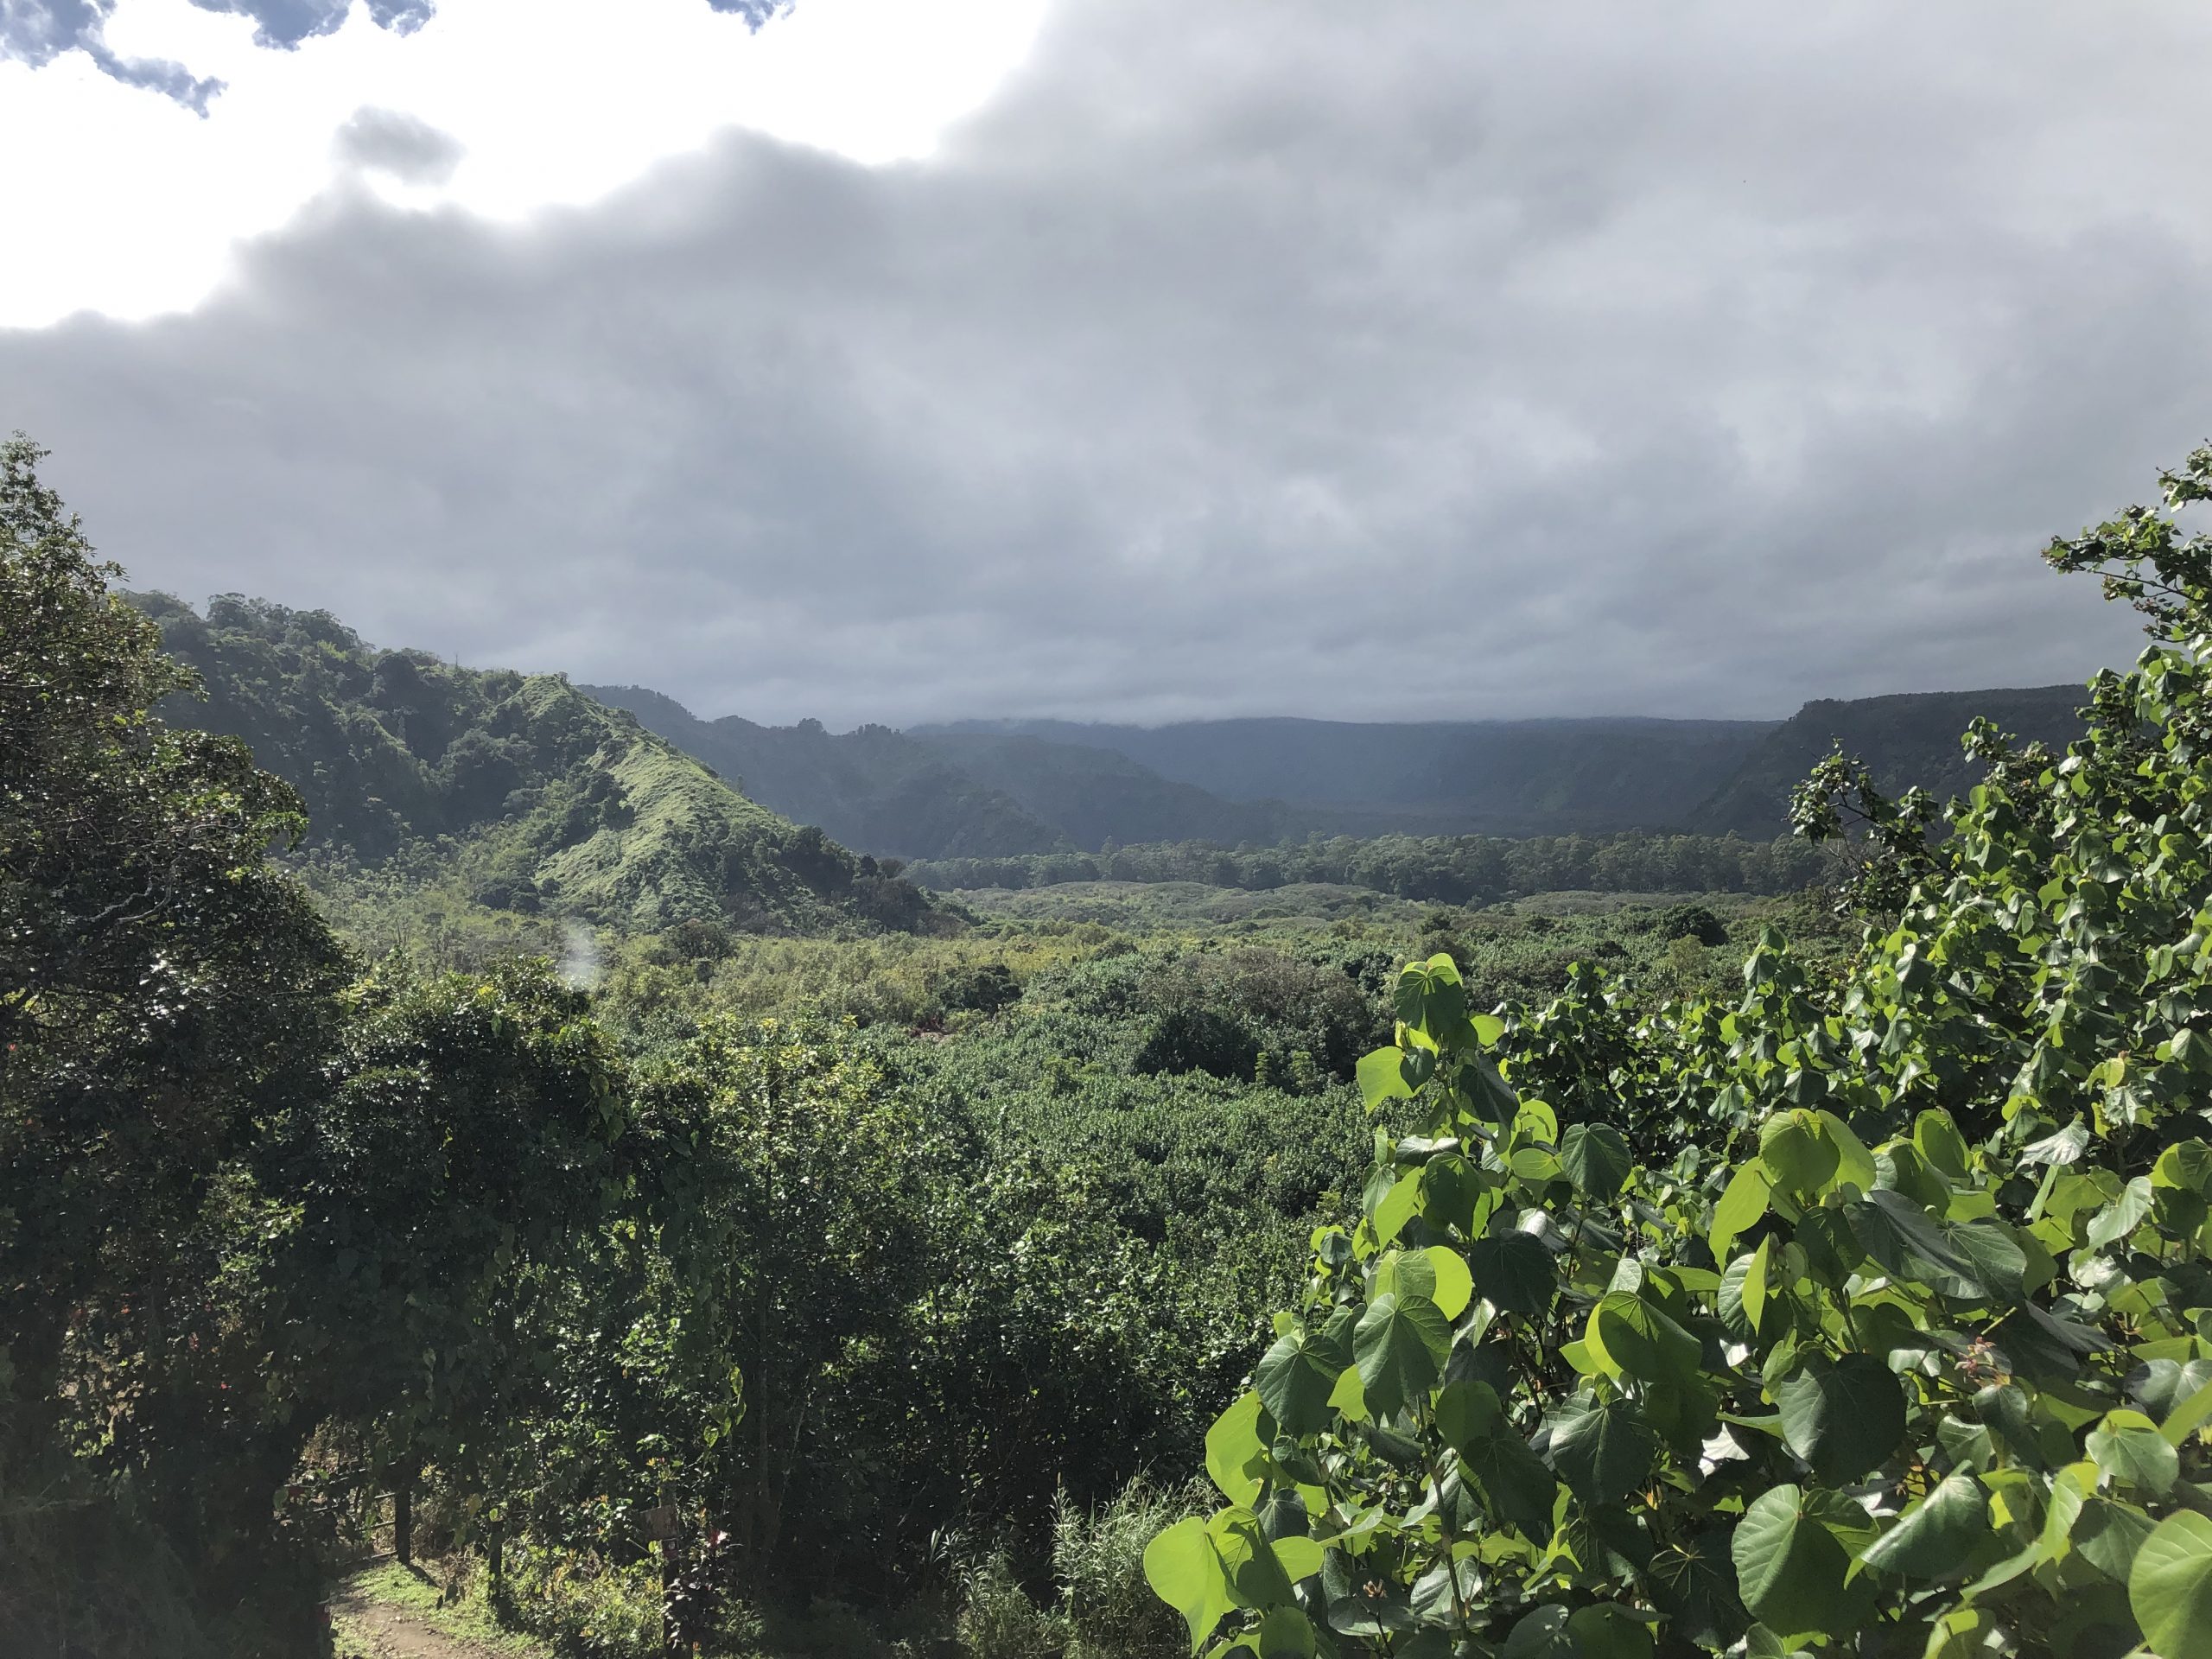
[5,1,2208,727]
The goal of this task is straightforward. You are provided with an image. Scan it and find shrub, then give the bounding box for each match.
[1141,448,2212,1657]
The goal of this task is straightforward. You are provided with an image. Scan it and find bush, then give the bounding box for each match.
[501,1547,664,1659]
[1141,448,2212,1657]
[1653,899,1728,944]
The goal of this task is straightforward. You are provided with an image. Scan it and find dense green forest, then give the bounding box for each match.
[912,716,1773,836]
[10,433,2212,1659]
[904,831,1835,907]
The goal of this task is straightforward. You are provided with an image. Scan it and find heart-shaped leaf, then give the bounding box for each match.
[1352,1294,1449,1418]
[1468,1231,1556,1316]
[2130,1511,2212,1659]
[1144,1516,1233,1653]
[1859,1471,1990,1580]
[1206,1391,1268,1505]
[1586,1292,1700,1385]
[1424,1246,1472,1318]
[1731,1484,1858,1643]
[1709,1162,1773,1262]
[1561,1122,1632,1196]
[1776,1353,1905,1484]
[1255,1322,1351,1438]
[1545,1395,1658,1503]
[2088,1409,2180,1497]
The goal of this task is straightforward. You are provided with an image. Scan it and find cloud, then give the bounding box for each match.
[706,0,791,22]
[1,0,222,111]
[187,0,432,51]
[5,0,2208,728]
[334,104,461,182]
[3,0,791,112]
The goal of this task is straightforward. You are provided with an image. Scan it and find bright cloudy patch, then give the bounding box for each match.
[0,0,1046,323]
[3,0,2210,727]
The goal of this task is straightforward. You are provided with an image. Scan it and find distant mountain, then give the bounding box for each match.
[588,687,1294,855]
[918,691,2092,843]
[912,731,1290,849]
[918,715,1776,834]
[135,595,942,936]
[1688,685,2087,838]
[601,685,2095,859]
[580,685,1066,860]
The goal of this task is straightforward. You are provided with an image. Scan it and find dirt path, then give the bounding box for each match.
[327,1560,543,1659]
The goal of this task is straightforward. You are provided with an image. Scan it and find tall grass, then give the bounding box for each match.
[956,1476,1205,1659]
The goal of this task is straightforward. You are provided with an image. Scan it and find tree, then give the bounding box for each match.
[1,434,350,1650]
[1,437,635,1653]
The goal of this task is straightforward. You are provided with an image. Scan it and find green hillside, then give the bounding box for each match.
[1689,683,2086,836]
[134,594,941,936]
[582,683,1067,858]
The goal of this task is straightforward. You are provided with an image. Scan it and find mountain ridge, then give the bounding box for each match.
[135,594,944,937]
[140,590,2093,879]
[612,685,2089,854]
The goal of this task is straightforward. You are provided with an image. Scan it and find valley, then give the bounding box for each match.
[10,437,2200,1659]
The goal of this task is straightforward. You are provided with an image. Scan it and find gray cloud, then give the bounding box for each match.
[333,105,463,184]
[706,0,792,23]
[186,0,432,51]
[1,0,222,111]
[3,0,786,107]
[5,0,2206,728]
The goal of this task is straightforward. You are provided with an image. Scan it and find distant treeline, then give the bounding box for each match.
[906,830,1838,904]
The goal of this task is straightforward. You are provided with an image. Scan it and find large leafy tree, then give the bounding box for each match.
[1147,449,2212,1659]
[1,435,348,1579]
[1,438,635,1653]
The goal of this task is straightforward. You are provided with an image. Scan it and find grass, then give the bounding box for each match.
[330,1558,544,1657]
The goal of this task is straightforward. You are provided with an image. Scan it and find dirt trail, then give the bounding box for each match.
[327,1561,543,1659]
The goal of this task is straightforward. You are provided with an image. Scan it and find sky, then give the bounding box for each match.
[3,0,2209,728]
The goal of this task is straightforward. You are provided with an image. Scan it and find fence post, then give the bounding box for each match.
[646,1482,682,1656]
[393,1466,415,1567]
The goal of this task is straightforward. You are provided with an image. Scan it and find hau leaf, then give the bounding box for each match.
[1351,1293,1450,1418]
[2130,1511,2212,1659]
[1143,1516,1234,1653]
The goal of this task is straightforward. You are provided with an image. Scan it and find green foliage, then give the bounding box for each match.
[135,591,945,936]
[1051,1479,1211,1659]
[3,446,645,1655]
[911,831,1834,908]
[586,683,1071,860]
[959,1550,1068,1659]
[1,435,352,1655]
[1145,449,2212,1657]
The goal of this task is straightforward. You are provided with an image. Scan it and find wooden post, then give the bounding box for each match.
[393,1470,415,1567]
[486,1514,505,1610]
[646,1484,682,1656]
